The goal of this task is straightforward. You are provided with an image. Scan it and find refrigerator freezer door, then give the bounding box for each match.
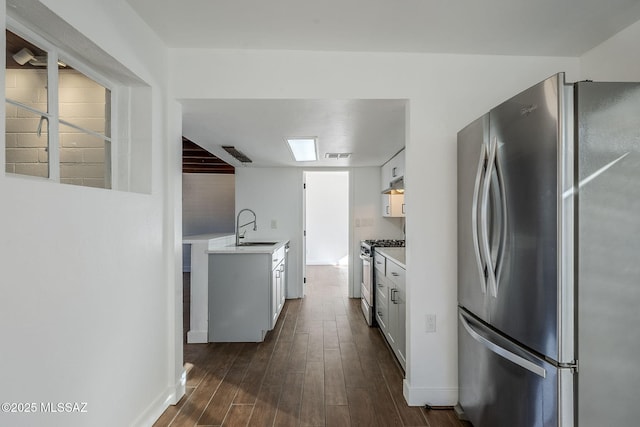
[576,82,640,427]
[488,74,563,361]
[458,308,568,427]
[457,114,491,323]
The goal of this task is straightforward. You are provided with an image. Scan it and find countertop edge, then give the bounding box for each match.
[375,247,406,269]
[183,233,234,244]
[206,239,289,254]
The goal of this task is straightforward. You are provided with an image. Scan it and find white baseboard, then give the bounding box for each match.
[132,369,186,426]
[187,330,208,343]
[403,379,458,407]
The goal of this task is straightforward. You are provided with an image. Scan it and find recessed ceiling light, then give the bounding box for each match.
[286,137,317,162]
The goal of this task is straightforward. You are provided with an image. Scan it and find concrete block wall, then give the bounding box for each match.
[5,68,109,188]
[5,68,48,177]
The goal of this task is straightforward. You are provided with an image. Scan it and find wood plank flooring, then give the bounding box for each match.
[155,266,470,427]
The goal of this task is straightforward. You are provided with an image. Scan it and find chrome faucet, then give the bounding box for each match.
[236,208,257,246]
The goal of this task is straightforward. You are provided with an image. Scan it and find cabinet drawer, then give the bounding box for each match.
[376,298,388,330]
[374,253,386,275]
[272,246,285,265]
[386,260,405,285]
[376,278,387,303]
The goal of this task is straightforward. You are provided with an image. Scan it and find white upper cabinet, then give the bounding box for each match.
[381,160,393,191]
[382,194,405,217]
[381,148,405,190]
[388,150,405,182]
[381,149,405,217]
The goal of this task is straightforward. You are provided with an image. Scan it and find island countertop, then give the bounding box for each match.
[206,239,289,254]
[183,233,234,244]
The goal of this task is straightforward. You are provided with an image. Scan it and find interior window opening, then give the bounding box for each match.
[5,30,49,178]
[5,29,112,189]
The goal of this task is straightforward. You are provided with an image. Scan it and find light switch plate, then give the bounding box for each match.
[425,314,436,333]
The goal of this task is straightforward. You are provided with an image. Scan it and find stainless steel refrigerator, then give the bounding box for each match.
[457,73,640,427]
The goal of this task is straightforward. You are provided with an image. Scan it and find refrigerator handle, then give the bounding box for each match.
[472,143,488,295]
[480,137,498,297]
[459,312,547,378]
[494,137,508,297]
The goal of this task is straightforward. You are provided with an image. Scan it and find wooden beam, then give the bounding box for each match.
[182,136,235,174]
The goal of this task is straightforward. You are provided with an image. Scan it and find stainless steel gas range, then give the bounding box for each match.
[359,239,405,326]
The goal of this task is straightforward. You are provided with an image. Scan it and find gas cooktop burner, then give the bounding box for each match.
[362,239,405,248]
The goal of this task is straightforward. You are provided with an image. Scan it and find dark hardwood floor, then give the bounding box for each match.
[154,266,469,427]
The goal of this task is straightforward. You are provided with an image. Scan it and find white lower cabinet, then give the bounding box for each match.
[375,274,389,331]
[208,243,286,342]
[271,250,286,328]
[387,259,406,369]
[374,250,406,370]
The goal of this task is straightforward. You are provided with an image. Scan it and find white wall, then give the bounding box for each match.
[581,19,640,81]
[234,168,304,298]
[0,2,180,427]
[170,47,580,406]
[182,173,235,236]
[182,173,235,270]
[305,171,349,265]
[350,166,405,296]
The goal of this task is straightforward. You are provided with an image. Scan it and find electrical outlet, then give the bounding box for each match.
[271,219,277,229]
[425,314,436,333]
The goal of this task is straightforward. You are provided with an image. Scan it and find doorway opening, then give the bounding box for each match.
[303,171,350,296]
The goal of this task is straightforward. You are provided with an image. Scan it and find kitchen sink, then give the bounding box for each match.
[236,241,278,246]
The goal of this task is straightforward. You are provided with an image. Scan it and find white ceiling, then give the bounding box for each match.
[127,0,640,55]
[127,0,640,168]
[181,100,406,168]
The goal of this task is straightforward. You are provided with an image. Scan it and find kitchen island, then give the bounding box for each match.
[207,240,289,342]
[183,233,235,343]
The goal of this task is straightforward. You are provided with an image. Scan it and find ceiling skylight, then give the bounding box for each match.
[286,137,317,162]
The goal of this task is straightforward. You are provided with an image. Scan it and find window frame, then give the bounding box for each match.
[6,18,117,189]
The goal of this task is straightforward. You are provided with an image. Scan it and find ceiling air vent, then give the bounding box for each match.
[324,153,352,159]
[222,146,252,163]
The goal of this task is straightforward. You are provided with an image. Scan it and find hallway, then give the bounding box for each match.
[154,266,468,426]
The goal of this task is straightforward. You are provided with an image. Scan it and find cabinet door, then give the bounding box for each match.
[381,149,406,190]
[279,262,286,312]
[395,278,406,368]
[381,161,393,190]
[387,260,406,370]
[390,194,405,217]
[386,284,397,348]
[375,275,389,331]
[390,150,405,180]
[382,194,405,218]
[271,266,279,328]
[381,194,392,217]
[374,251,386,275]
